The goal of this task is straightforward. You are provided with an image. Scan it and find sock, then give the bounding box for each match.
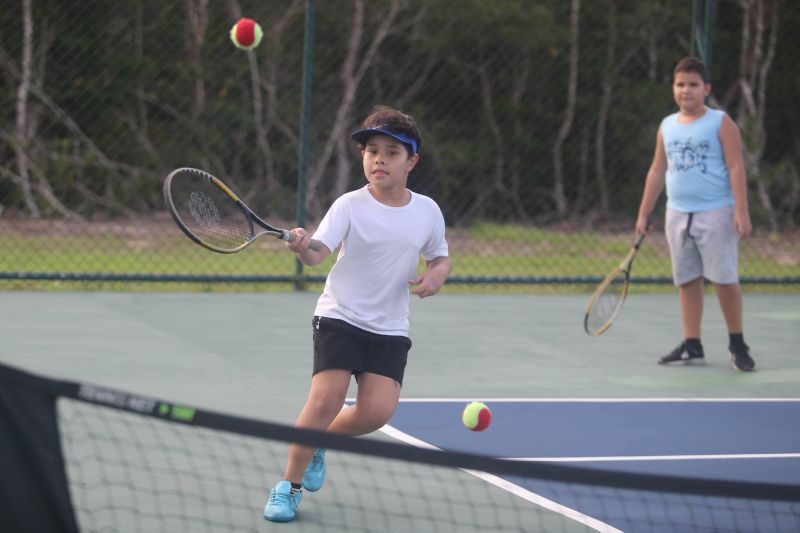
[290,482,302,495]
[729,332,746,349]
[684,338,703,356]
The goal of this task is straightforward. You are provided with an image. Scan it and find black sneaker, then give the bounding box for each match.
[730,343,756,372]
[658,342,705,366]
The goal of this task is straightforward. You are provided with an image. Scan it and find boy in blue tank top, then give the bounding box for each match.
[635,57,755,372]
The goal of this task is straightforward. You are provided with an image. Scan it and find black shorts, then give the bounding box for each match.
[312,316,411,385]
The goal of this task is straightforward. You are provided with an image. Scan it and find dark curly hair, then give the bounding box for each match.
[357,105,422,156]
[673,56,709,84]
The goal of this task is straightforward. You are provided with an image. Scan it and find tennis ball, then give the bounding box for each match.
[462,401,492,432]
[230,18,263,50]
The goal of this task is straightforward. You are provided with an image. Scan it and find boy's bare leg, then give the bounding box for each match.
[679,277,705,339]
[283,369,351,483]
[327,373,401,436]
[716,281,755,370]
[713,282,743,333]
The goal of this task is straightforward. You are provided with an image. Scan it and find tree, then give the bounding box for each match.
[551,0,579,218]
[734,0,782,232]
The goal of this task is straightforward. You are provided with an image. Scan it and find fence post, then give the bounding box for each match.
[691,0,717,84]
[294,0,316,291]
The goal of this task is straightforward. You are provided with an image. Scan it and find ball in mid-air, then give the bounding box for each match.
[230,18,263,50]
[462,401,492,431]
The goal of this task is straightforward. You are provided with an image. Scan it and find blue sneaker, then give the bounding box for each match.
[263,480,301,522]
[302,448,326,492]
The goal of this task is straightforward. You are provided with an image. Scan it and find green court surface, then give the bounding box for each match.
[2,290,798,532]
[1,291,798,420]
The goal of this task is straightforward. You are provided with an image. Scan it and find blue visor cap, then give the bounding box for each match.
[351,126,418,155]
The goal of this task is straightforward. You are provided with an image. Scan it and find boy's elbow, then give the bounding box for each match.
[648,165,666,180]
[729,160,747,176]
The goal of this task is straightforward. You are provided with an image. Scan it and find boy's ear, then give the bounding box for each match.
[406,153,420,171]
[704,83,712,96]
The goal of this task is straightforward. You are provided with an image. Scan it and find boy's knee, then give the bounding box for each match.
[308,394,345,419]
[358,404,396,430]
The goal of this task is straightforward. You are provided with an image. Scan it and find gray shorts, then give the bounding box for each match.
[665,206,739,286]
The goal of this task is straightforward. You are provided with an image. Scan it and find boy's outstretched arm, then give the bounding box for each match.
[409,256,451,299]
[720,114,752,239]
[636,128,668,235]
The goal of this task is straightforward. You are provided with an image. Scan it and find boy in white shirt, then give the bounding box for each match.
[264,105,451,522]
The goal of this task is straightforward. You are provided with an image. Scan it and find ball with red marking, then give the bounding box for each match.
[462,401,492,431]
[230,18,263,50]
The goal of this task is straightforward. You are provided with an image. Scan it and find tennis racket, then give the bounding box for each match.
[163,167,324,254]
[583,233,646,336]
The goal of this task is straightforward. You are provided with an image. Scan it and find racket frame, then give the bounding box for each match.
[163,167,323,254]
[583,233,646,336]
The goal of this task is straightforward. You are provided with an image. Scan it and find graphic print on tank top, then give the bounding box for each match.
[666,138,710,173]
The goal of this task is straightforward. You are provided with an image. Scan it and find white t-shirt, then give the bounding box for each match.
[312,185,449,336]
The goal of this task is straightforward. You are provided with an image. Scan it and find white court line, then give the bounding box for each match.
[378,423,622,533]
[381,397,800,402]
[505,453,800,462]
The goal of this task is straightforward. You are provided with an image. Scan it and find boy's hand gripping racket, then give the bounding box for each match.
[583,233,646,336]
[163,167,323,254]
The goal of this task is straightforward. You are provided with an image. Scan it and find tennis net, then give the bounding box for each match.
[1,361,798,532]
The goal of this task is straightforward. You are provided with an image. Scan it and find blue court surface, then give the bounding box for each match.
[367,398,800,532]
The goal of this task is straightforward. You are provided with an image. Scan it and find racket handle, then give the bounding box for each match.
[281,230,324,252]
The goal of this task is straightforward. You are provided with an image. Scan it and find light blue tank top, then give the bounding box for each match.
[661,107,734,212]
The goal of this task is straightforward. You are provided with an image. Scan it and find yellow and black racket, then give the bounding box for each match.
[164,167,323,254]
[583,233,646,336]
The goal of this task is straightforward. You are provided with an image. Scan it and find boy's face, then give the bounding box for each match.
[361,134,418,191]
[672,71,711,114]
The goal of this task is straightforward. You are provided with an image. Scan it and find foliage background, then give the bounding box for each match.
[0,0,797,286]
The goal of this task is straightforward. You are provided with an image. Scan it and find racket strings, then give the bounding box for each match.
[586,270,628,334]
[172,171,253,251]
[187,191,222,228]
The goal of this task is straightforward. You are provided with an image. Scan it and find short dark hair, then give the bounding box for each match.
[673,56,709,83]
[357,105,422,156]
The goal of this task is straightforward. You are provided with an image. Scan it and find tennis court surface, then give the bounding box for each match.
[1,291,799,532]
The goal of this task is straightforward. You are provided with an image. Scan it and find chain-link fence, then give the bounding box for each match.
[1,0,798,290]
